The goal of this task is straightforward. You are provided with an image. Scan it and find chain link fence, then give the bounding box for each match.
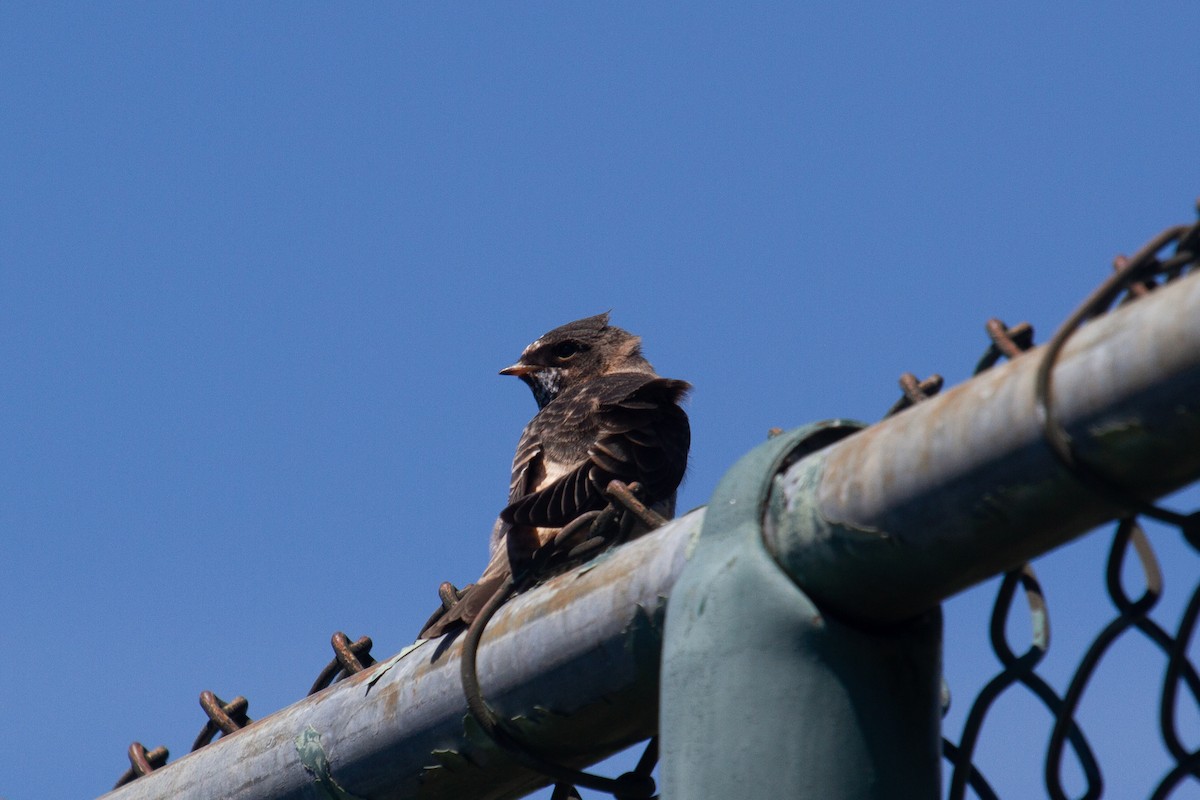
[938,209,1200,799]
[112,208,1200,799]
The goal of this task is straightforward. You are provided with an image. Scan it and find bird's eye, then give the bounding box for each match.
[553,341,584,359]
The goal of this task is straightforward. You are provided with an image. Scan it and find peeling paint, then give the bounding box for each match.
[429,748,475,772]
[417,763,449,790]
[418,730,484,793]
[509,705,561,736]
[106,504,690,800]
[576,559,603,577]
[821,515,888,539]
[1089,417,1146,438]
[365,640,426,694]
[461,713,495,752]
[295,726,369,800]
[683,522,703,559]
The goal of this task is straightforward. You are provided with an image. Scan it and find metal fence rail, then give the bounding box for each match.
[104,213,1200,800]
[663,216,1200,798]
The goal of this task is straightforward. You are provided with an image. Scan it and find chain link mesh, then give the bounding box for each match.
[940,208,1200,799]
[113,208,1200,799]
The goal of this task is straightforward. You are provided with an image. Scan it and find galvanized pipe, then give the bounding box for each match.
[662,422,944,800]
[662,267,1200,799]
[99,509,704,800]
[100,269,1200,800]
[767,267,1200,623]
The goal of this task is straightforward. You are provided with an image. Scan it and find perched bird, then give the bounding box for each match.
[419,312,691,639]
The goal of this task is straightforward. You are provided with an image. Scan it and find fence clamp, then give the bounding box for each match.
[661,419,943,800]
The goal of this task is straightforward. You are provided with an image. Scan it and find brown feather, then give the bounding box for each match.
[419,316,690,640]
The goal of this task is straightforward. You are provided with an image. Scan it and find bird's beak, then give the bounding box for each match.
[499,362,536,377]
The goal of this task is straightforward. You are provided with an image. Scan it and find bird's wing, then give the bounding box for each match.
[485,421,546,568]
[421,428,546,640]
[507,423,544,505]
[500,375,691,528]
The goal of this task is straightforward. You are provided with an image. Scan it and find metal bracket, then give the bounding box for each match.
[661,420,943,800]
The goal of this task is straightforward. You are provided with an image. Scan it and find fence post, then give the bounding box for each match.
[661,422,943,799]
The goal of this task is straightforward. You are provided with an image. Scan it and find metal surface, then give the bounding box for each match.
[662,423,944,800]
[114,745,169,789]
[456,481,663,798]
[938,219,1200,799]
[308,633,377,696]
[767,267,1200,623]
[191,692,251,750]
[101,233,1200,800]
[661,254,1199,799]
[99,509,705,800]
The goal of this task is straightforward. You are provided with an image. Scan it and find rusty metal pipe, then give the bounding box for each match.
[98,510,704,800]
[766,267,1200,623]
[99,265,1200,800]
[659,261,1200,800]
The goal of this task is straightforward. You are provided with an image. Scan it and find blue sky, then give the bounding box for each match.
[2,4,1199,799]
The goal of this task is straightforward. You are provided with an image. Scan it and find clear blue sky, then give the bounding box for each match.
[3,5,1198,799]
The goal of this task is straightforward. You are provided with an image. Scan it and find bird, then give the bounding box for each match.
[419,312,691,639]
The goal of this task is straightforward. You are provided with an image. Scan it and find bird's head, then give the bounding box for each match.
[500,312,653,409]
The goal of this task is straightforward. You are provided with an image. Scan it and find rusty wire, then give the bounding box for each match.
[191,691,252,750]
[112,211,1200,798]
[309,632,377,695]
[111,486,661,794]
[885,372,945,417]
[113,743,169,789]
[459,479,662,800]
[1035,217,1200,531]
[939,317,1041,798]
[942,208,1200,799]
[115,630,376,787]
